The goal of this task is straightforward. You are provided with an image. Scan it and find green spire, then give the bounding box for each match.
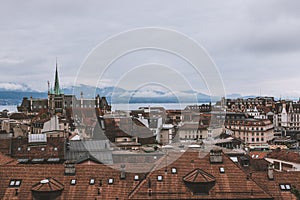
[53,59,61,95]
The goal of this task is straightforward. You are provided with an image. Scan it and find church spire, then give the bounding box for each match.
[53,59,61,95]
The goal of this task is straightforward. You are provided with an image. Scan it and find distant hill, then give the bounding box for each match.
[0,91,47,106]
[0,83,271,105]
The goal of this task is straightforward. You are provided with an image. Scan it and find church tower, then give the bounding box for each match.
[54,61,62,95]
[48,59,65,113]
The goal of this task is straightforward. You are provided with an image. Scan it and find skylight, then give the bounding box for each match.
[134,175,139,181]
[279,184,291,191]
[70,179,76,185]
[108,178,114,184]
[9,180,22,187]
[157,175,163,181]
[171,168,177,174]
[219,167,225,173]
[89,179,95,185]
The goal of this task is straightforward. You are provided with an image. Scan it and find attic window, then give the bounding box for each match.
[134,175,139,181]
[70,179,76,185]
[171,168,177,174]
[219,167,225,173]
[279,184,291,191]
[89,179,95,185]
[157,175,163,182]
[9,180,22,187]
[108,178,114,184]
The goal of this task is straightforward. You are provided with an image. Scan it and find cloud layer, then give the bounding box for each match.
[0,0,300,98]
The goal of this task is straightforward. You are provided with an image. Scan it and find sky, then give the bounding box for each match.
[1,0,300,98]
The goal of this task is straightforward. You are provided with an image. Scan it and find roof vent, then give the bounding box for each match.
[209,149,223,164]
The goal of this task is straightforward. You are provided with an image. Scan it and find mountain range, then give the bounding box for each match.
[0,83,258,106]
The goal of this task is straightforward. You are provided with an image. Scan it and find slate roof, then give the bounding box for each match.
[64,140,113,164]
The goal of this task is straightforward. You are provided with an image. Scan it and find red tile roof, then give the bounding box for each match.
[0,153,18,165]
[252,170,300,200]
[267,149,300,163]
[0,149,274,200]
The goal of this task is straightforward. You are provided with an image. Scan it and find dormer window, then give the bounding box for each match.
[108,178,114,184]
[134,175,139,181]
[157,175,163,182]
[89,179,95,185]
[171,168,177,174]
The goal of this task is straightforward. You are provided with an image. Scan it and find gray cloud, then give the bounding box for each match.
[0,0,300,98]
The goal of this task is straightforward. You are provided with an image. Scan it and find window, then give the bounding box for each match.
[134,175,139,181]
[54,147,58,151]
[27,147,30,151]
[17,147,21,151]
[157,175,163,182]
[219,167,225,173]
[89,179,95,185]
[41,148,45,151]
[171,168,177,174]
[108,178,114,184]
[279,184,291,191]
[9,179,22,187]
[70,179,76,185]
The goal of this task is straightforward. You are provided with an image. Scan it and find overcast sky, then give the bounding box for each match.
[1,0,300,98]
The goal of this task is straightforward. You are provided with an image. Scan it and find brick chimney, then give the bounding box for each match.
[64,161,76,176]
[209,149,223,164]
[268,164,274,180]
[120,164,126,179]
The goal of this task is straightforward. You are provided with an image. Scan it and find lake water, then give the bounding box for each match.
[111,103,199,111]
[0,105,18,112]
[0,102,210,113]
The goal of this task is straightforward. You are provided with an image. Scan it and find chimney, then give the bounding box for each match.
[209,149,223,164]
[64,160,76,176]
[30,96,33,111]
[120,164,126,179]
[268,164,274,180]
